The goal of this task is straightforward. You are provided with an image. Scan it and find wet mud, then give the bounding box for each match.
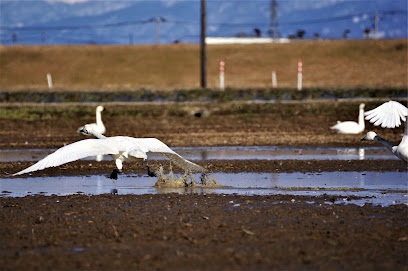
[0,101,407,270]
[1,194,407,271]
[2,159,407,178]
[1,101,407,150]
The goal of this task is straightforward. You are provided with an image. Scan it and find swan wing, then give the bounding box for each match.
[13,138,120,176]
[128,138,207,173]
[365,101,408,128]
[162,152,207,173]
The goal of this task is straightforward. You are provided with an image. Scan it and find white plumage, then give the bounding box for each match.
[78,105,106,136]
[364,101,407,128]
[331,103,365,134]
[13,136,206,176]
[362,101,408,163]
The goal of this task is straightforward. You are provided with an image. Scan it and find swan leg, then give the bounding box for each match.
[108,158,124,179]
[114,159,123,171]
[109,169,120,180]
[144,160,157,177]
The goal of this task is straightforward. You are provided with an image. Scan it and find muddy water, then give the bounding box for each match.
[1,171,406,206]
[1,146,405,206]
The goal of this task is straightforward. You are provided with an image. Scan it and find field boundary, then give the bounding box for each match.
[1,87,406,104]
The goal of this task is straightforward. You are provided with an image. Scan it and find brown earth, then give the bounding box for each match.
[1,40,407,89]
[1,194,407,271]
[1,100,407,150]
[0,100,407,270]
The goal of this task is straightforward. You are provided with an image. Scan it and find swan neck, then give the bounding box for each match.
[358,107,365,128]
[96,110,103,125]
[93,133,106,139]
[374,135,394,153]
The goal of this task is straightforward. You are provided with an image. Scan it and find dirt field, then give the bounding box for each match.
[1,100,407,150]
[1,39,407,89]
[1,194,407,271]
[0,99,407,270]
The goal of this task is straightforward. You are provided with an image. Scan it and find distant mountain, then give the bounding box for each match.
[0,0,406,45]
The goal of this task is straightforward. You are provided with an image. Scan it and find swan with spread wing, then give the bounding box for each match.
[13,129,206,179]
[362,101,408,162]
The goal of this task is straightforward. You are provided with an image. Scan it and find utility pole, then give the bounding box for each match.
[374,10,379,39]
[200,0,207,88]
[269,0,279,39]
[150,17,166,44]
[12,33,17,44]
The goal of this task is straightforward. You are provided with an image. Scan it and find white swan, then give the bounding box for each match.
[330,103,365,134]
[362,101,408,163]
[13,130,207,179]
[78,105,106,136]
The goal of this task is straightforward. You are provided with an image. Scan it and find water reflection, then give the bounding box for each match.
[359,148,365,160]
[1,171,406,206]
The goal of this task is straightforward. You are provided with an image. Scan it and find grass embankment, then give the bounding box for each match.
[0,39,407,89]
[0,88,406,103]
[0,99,405,122]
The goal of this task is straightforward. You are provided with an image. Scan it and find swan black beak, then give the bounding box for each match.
[361,137,367,141]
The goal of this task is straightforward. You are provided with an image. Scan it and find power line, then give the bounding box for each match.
[208,10,405,27]
[279,10,406,26]
[0,19,150,31]
[1,9,405,45]
[0,9,404,32]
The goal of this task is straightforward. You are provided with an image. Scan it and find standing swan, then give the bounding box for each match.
[330,103,365,134]
[13,129,207,179]
[361,101,408,162]
[78,105,106,136]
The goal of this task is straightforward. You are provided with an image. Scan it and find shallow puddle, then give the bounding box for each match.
[177,146,398,161]
[1,171,406,206]
[0,146,398,162]
[1,146,405,206]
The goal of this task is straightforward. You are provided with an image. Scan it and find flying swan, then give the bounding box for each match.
[13,129,207,179]
[78,105,106,136]
[361,101,408,162]
[330,103,365,134]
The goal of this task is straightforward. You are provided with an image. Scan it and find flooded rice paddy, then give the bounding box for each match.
[1,172,407,206]
[0,146,406,206]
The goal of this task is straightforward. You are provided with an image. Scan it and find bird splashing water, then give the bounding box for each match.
[154,167,218,188]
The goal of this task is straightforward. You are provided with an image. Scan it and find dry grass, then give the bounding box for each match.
[0,39,407,90]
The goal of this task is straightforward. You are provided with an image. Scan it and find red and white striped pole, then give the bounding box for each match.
[219,58,225,90]
[297,59,303,91]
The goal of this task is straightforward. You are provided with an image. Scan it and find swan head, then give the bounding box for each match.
[96,105,104,112]
[359,103,365,109]
[78,124,93,136]
[361,131,377,141]
[78,124,106,139]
